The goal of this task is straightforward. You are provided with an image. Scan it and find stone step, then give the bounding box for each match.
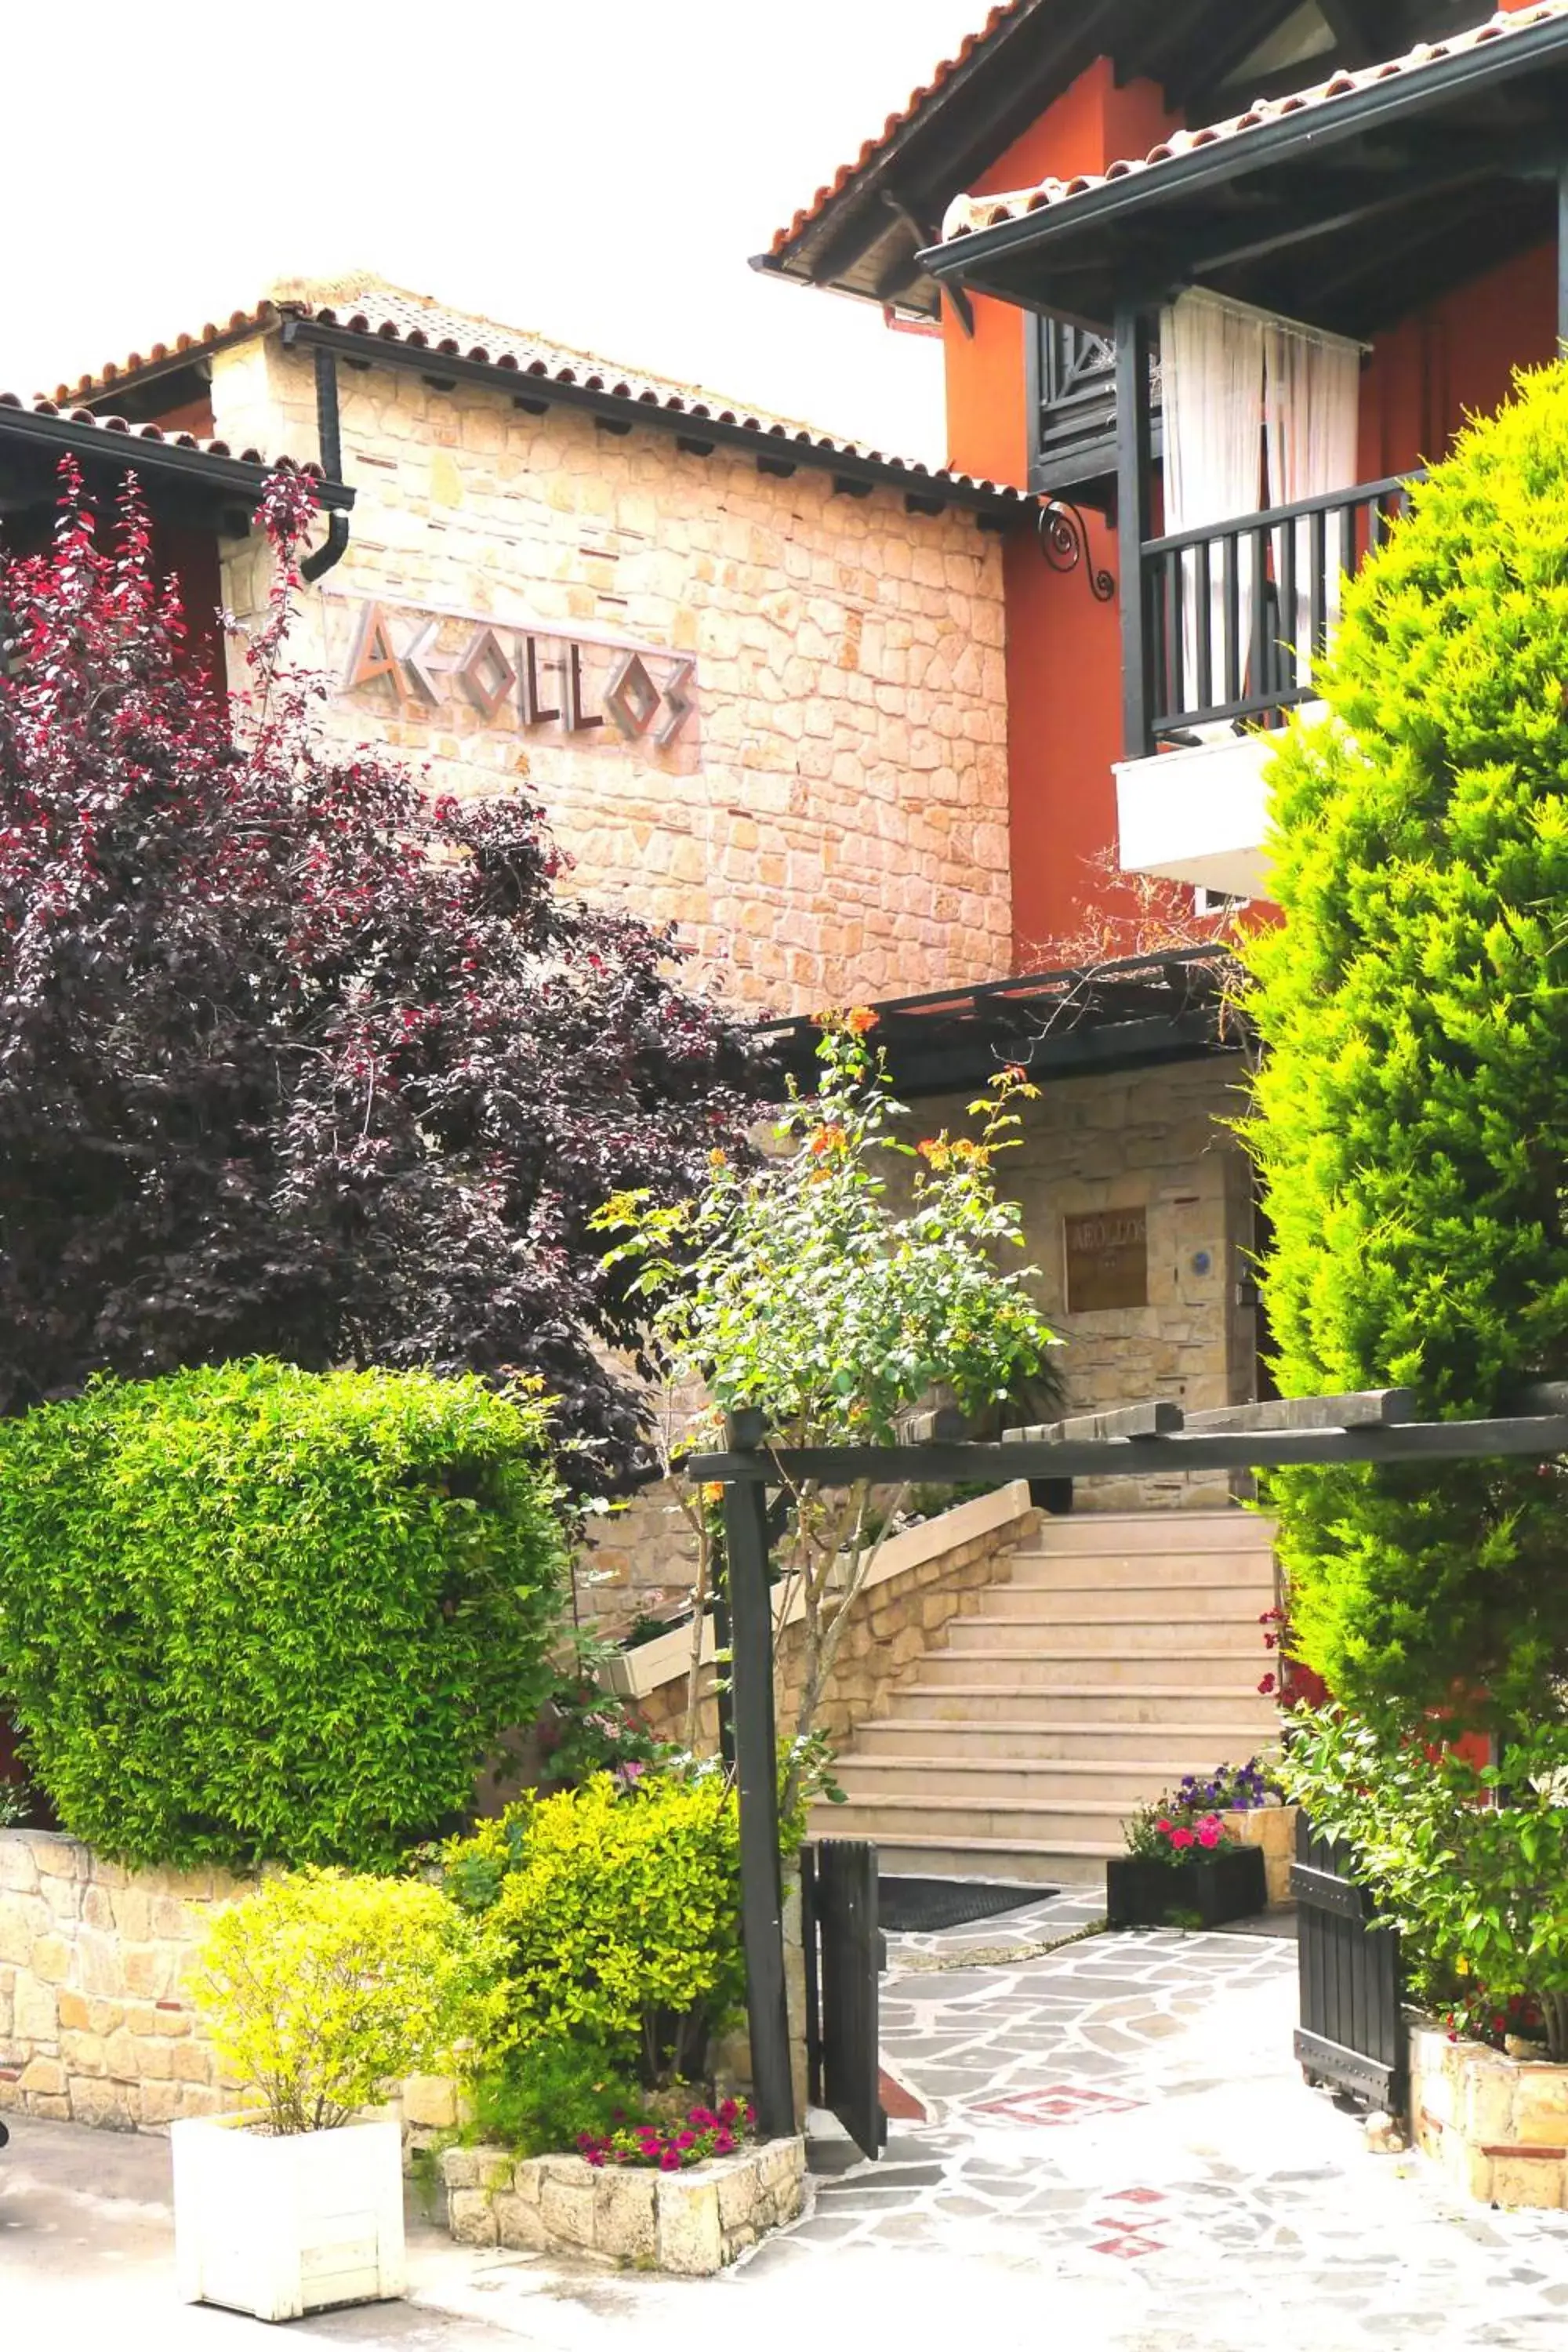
[942,1617,1261,1657]
[983,1584,1273,1624]
[1017,1512,1272,1555]
[821,1792,1139,1846]
[862,1836,1110,1888]
[898,1682,1281,1726]
[916,1650,1271,1691]
[1004,1552,1276,1592]
[856,1718,1278,1763]
[834,1755,1221,1807]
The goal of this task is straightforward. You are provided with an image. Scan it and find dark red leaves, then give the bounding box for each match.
[0,466,760,1482]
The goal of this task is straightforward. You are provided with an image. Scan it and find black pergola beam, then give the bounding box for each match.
[686,1415,1568,1486]
[281,319,1025,525]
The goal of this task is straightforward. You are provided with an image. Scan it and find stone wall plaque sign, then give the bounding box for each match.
[1064,1207,1148,1314]
[339,598,696,745]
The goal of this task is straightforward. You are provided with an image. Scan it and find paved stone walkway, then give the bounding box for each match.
[753,1889,1568,2348]
[6,1889,1568,2348]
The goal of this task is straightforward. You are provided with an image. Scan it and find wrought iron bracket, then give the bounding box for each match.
[1037,498,1116,601]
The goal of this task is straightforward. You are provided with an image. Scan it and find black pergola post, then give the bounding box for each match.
[1558,157,1568,353]
[720,1430,795,2139]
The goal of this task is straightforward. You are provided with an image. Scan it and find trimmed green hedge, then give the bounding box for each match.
[1244,358,1568,1721]
[0,1361,568,1869]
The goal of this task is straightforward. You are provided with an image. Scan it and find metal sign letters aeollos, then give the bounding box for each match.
[341,600,696,746]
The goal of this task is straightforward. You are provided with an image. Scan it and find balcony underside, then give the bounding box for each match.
[1116,729,1282,902]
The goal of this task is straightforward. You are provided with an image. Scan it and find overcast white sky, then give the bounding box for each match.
[4,1,987,463]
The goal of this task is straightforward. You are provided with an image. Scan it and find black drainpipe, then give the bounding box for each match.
[300,342,350,582]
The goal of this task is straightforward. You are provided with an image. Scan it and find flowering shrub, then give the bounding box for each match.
[1124,1800,1230,1866]
[1173,1759,1283,1814]
[1281,1708,1568,2060]
[595,1020,1062,1797]
[579,2097,754,2172]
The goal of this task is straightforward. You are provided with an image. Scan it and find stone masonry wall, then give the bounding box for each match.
[630,1495,1039,1755]
[576,1054,1254,1629]
[907,1056,1258,1510]
[0,1833,241,2129]
[212,332,1012,1018]
[1410,2024,1568,2210]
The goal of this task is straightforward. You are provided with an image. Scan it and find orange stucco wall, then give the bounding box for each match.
[941,60,1177,959]
[943,45,1559,963]
[1360,240,1557,481]
[943,60,1178,493]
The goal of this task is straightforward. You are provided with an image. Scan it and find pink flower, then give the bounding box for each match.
[1196,1817,1223,1850]
[1168,1825,1196,1850]
[660,2149,682,2172]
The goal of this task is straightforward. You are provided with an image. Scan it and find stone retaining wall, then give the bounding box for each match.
[1410,2024,1568,2209]
[441,2136,808,2273]
[1225,1805,1298,1910]
[610,1483,1037,1754]
[0,1834,811,2136]
[0,1833,242,2129]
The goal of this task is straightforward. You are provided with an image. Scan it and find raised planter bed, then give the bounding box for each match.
[1410,2020,1568,2211]
[1106,1842,1266,1930]
[441,2136,808,2274]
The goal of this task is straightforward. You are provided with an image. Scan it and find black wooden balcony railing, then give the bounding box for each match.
[1134,472,1420,753]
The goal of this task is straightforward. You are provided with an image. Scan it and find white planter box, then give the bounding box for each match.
[172,2108,405,2322]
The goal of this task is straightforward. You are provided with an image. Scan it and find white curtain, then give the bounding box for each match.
[1160,291,1266,731]
[1263,318,1362,690]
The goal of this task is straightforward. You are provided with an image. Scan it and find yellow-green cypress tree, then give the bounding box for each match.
[1245,361,1568,1725]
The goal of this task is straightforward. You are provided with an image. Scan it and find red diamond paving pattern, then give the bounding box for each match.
[970,2084,1143,2126]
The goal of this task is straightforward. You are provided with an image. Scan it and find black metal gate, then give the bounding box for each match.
[1292,1813,1405,2111]
[801,1840,885,2160]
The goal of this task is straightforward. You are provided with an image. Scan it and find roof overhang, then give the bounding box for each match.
[0,402,353,539]
[919,11,1568,336]
[278,316,1027,525]
[754,946,1240,1102]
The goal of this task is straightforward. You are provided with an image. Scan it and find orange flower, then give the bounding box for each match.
[809,1125,846,1157]
[846,1007,879,1036]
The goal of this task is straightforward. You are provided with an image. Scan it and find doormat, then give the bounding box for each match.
[878,1877,1056,1933]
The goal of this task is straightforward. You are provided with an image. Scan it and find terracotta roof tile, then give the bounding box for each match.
[938,2,1568,241]
[767,0,1033,259]
[0,390,321,476]
[56,276,1029,510]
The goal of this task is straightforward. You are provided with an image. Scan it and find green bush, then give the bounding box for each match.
[0,1360,568,1869]
[1243,360,1568,1723]
[465,2040,641,2160]
[1281,1710,1568,2060]
[445,1769,744,2092]
[194,1869,499,2135]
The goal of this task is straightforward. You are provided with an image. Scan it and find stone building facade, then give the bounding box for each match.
[54,281,1260,1629]
[205,285,1015,1016]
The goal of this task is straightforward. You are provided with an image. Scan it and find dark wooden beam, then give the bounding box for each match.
[1115,303,1155,761]
[1152,0,1307,111]
[1558,156,1568,353]
[687,1413,1568,1488]
[1315,0,1381,69]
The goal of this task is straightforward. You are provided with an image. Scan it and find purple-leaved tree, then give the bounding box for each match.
[0,464,757,1482]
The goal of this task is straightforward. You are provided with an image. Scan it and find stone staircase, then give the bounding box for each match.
[815,1509,1281,1884]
